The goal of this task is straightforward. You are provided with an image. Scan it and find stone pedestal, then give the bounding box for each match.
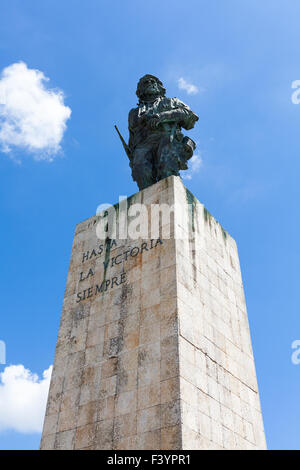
[40,176,266,450]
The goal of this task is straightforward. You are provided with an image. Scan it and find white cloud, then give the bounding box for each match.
[182,153,203,180]
[0,364,52,434]
[0,62,71,160]
[178,77,200,95]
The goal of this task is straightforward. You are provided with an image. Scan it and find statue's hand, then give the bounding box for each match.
[148,115,160,130]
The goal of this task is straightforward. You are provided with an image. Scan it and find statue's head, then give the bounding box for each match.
[136,75,166,103]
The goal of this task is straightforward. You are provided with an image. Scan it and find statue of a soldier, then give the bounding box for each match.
[116,74,199,190]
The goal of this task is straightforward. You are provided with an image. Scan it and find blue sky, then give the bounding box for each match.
[0,0,300,449]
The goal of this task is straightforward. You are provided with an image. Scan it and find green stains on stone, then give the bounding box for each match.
[113,202,119,220]
[221,226,227,242]
[185,188,197,233]
[126,193,138,215]
[185,188,198,285]
[102,236,112,288]
[203,206,227,243]
[203,207,212,227]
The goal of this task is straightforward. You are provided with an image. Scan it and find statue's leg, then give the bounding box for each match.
[131,146,155,190]
[156,138,181,180]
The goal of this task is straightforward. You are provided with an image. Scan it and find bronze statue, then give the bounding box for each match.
[116,74,199,190]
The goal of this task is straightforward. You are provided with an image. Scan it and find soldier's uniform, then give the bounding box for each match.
[128,96,198,190]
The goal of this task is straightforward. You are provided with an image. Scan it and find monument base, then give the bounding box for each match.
[41,176,266,450]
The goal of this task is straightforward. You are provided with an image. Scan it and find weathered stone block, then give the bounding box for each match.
[41,176,266,450]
